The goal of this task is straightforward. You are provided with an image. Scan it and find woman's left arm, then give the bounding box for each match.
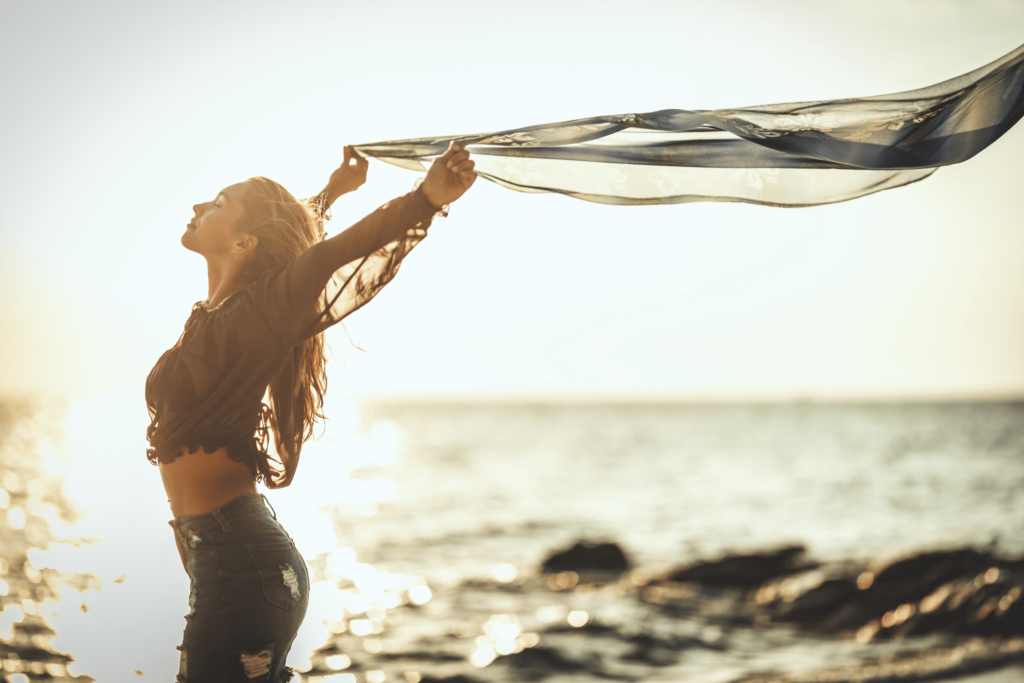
[317,145,370,209]
[305,141,476,287]
[256,143,476,341]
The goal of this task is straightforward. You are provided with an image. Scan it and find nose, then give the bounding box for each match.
[192,203,202,216]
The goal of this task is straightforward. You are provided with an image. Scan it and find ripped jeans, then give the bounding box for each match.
[170,494,309,682]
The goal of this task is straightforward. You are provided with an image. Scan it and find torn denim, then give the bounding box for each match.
[170,494,308,682]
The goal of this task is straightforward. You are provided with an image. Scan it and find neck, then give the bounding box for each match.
[205,257,246,308]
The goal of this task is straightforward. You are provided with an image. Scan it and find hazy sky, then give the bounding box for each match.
[2,0,1024,401]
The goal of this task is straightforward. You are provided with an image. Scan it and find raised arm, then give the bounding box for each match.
[300,141,477,295]
[255,142,477,344]
[317,145,370,211]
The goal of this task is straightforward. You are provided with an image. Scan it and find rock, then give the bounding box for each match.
[773,578,860,623]
[375,651,465,662]
[892,566,1024,639]
[814,600,880,635]
[669,545,812,587]
[728,637,1024,683]
[829,548,1000,636]
[504,646,588,673]
[541,541,630,574]
[542,620,617,634]
[501,646,634,681]
[864,548,993,606]
[620,633,681,667]
[751,547,1024,639]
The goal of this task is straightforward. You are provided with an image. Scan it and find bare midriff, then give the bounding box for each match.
[159,446,259,518]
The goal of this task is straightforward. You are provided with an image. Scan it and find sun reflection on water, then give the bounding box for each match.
[6,398,1024,682]
[0,387,428,681]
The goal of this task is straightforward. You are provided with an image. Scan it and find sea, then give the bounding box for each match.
[1,392,1023,682]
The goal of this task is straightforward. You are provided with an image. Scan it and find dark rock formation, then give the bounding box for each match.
[866,548,993,606]
[669,545,812,587]
[772,578,859,623]
[892,567,1023,639]
[497,646,636,681]
[541,541,630,574]
[503,646,588,675]
[753,547,1024,640]
[730,637,1024,683]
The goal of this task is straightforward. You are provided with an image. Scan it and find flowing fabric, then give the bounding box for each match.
[354,44,1024,208]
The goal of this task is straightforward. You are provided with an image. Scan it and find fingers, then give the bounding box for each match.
[445,150,472,170]
[450,159,475,174]
[439,140,466,162]
[342,146,368,170]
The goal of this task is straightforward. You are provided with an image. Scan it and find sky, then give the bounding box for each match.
[2,0,1024,402]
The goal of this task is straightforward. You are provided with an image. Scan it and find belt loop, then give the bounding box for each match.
[212,508,232,532]
[261,494,277,520]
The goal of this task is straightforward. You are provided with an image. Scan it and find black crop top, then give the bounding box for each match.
[145,188,439,488]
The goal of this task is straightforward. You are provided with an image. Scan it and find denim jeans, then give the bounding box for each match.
[170,494,309,682]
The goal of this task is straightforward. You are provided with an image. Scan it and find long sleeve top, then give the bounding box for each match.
[145,188,439,488]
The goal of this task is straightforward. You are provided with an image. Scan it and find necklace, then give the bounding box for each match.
[201,291,237,312]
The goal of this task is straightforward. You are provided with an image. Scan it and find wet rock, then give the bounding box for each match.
[810,599,879,635]
[620,634,682,666]
[730,636,1024,683]
[542,619,617,634]
[500,646,633,681]
[865,548,994,607]
[753,547,1024,639]
[541,541,630,574]
[504,646,587,673]
[620,630,728,665]
[836,548,1004,635]
[374,651,465,662]
[419,676,484,683]
[890,567,1024,639]
[497,646,590,681]
[669,545,812,587]
[771,578,860,624]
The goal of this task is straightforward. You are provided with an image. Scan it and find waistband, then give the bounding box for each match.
[170,493,275,534]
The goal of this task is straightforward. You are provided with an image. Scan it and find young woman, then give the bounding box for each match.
[145,143,476,682]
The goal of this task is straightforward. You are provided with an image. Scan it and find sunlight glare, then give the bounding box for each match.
[325,654,352,670]
[567,610,589,627]
[349,619,373,636]
[469,646,496,668]
[492,563,517,583]
[408,585,432,606]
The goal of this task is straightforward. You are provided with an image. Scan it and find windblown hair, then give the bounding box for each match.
[236,176,329,443]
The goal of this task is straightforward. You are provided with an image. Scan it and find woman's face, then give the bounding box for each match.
[181,182,250,256]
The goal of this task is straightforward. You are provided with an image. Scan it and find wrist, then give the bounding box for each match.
[322,187,345,206]
[417,184,444,211]
[413,182,449,218]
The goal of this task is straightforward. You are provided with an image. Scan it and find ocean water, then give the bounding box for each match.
[1,395,1023,682]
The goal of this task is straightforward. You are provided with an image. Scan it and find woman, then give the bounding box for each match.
[146,142,477,682]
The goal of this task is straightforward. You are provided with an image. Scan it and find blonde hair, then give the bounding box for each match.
[236,176,328,444]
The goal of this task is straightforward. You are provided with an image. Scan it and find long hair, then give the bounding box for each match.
[236,176,328,444]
